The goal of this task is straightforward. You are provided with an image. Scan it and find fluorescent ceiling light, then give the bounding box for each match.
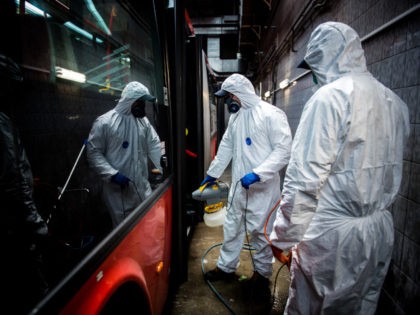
[15,0,51,17]
[16,1,103,44]
[64,21,104,44]
[56,66,86,83]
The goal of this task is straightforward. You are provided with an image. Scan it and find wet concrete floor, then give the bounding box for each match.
[169,165,290,314]
[169,222,291,315]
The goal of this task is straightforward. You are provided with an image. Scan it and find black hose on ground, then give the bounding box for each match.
[201,242,237,315]
[201,241,288,314]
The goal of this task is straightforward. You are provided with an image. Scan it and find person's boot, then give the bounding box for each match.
[204,267,236,282]
[241,271,273,313]
[244,271,272,303]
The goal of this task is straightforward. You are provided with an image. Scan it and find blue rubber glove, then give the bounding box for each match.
[111,172,131,188]
[200,175,216,186]
[240,172,260,189]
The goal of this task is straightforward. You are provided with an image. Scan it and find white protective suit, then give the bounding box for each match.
[207,74,292,278]
[87,82,162,227]
[270,22,410,314]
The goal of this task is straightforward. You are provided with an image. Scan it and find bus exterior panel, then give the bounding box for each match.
[60,186,172,315]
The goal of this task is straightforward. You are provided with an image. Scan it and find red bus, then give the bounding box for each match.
[2,0,218,314]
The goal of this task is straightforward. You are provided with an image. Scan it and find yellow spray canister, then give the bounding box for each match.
[191,181,229,227]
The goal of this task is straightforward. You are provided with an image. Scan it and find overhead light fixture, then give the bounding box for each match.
[264,90,271,98]
[16,1,103,45]
[279,79,290,89]
[15,0,51,17]
[56,66,86,83]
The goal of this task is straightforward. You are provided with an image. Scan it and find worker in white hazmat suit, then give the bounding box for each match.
[201,73,292,299]
[87,81,162,227]
[270,22,410,315]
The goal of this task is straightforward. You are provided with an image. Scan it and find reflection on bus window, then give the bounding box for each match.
[85,81,163,228]
[9,1,170,311]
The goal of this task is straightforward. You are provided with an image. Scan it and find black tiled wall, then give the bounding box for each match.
[261,0,420,313]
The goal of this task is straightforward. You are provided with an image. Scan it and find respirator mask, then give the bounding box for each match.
[131,99,146,118]
[225,97,240,113]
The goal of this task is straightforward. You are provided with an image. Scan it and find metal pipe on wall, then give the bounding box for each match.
[275,3,420,93]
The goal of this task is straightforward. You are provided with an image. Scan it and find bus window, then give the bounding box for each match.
[6,1,172,313]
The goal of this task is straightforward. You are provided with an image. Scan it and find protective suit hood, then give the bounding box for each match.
[220,74,260,109]
[114,81,156,115]
[303,22,367,86]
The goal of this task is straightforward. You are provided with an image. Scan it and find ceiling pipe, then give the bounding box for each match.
[238,0,243,56]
